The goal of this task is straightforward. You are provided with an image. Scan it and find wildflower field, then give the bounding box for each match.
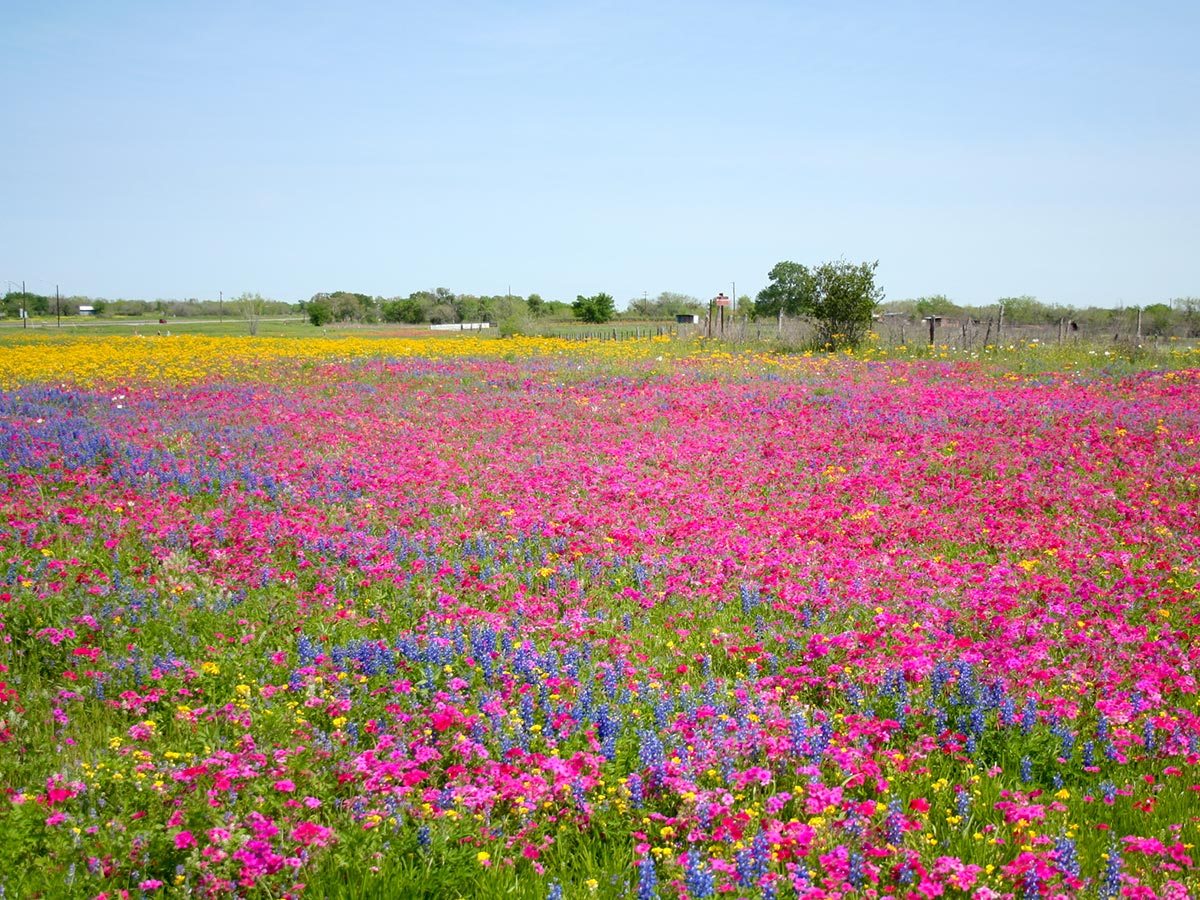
[1,334,1199,900]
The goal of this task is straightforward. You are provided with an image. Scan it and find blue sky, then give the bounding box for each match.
[2,1,1197,308]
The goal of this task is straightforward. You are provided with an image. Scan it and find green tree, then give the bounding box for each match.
[308,297,334,326]
[382,297,426,324]
[526,293,546,317]
[628,291,703,319]
[997,295,1048,325]
[455,294,484,323]
[3,291,51,317]
[914,294,959,318]
[1141,303,1174,335]
[572,293,616,324]
[754,261,813,319]
[492,293,531,337]
[332,291,373,322]
[1173,297,1200,336]
[757,260,883,348]
[808,260,884,348]
[427,303,457,325]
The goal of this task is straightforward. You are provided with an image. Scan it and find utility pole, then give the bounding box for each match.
[22,280,27,329]
[56,285,61,327]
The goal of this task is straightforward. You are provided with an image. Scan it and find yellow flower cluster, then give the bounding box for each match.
[5,331,1195,388]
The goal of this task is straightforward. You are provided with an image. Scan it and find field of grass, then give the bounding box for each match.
[0,332,1198,899]
[2,316,343,339]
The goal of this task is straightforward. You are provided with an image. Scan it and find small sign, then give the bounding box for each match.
[714,293,731,307]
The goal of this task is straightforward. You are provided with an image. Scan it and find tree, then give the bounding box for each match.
[627,292,703,319]
[808,260,884,348]
[234,292,268,335]
[1142,302,1174,336]
[456,294,485,323]
[526,293,546,317]
[427,303,457,325]
[754,261,814,319]
[996,295,1054,325]
[3,290,52,318]
[1173,297,1200,337]
[382,297,426,324]
[914,294,959,318]
[757,260,883,348]
[572,292,616,324]
[308,296,334,326]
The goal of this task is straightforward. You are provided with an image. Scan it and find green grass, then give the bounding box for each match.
[0,315,314,337]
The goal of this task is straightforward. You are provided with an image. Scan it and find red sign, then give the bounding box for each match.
[714,293,731,307]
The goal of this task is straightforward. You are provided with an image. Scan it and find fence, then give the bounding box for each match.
[430,322,491,331]
[597,314,1195,351]
[532,324,682,342]
[515,312,1197,351]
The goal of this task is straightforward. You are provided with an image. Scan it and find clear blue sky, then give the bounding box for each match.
[2,1,1197,308]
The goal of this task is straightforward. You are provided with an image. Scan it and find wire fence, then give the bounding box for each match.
[533,313,1199,351]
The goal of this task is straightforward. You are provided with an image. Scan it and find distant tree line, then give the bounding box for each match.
[301,289,577,333]
[0,288,712,329]
[298,289,714,329]
[880,294,1200,338]
[7,284,1198,340]
[624,292,706,319]
[2,291,92,318]
[0,292,295,320]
